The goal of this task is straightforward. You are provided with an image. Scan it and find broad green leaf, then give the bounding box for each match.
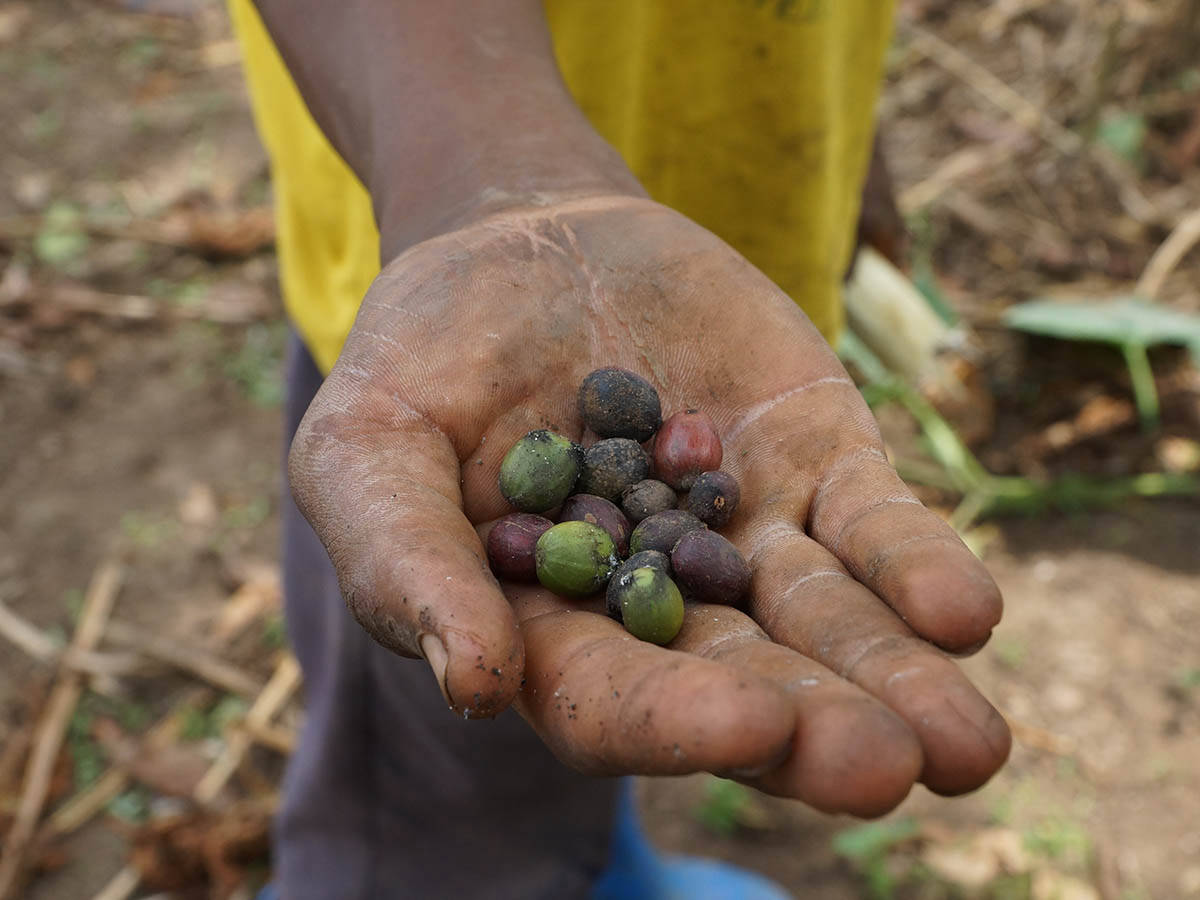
[1005,296,1200,365]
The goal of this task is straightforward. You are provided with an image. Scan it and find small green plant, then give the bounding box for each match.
[992,637,1028,671]
[224,323,287,408]
[1177,668,1200,690]
[693,777,756,836]
[107,787,150,824]
[832,818,920,899]
[67,702,104,790]
[222,496,272,531]
[120,510,179,549]
[119,36,162,72]
[63,587,85,624]
[34,201,89,270]
[1023,818,1092,873]
[181,695,248,741]
[1095,110,1148,167]
[839,331,1200,531]
[261,613,288,650]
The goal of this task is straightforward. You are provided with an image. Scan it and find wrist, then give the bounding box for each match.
[371,112,645,263]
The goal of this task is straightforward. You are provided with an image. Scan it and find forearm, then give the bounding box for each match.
[252,0,644,260]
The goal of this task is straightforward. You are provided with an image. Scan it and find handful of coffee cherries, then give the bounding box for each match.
[486,368,750,646]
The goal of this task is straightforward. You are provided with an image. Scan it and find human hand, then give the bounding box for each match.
[288,194,1010,816]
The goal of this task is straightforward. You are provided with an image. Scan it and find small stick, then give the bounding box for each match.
[232,719,298,756]
[0,601,143,678]
[0,560,123,900]
[41,769,129,838]
[193,655,301,805]
[90,865,140,900]
[104,621,263,698]
[1135,207,1200,300]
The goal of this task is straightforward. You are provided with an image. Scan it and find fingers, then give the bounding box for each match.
[289,378,523,718]
[738,520,1011,795]
[669,606,923,817]
[509,590,796,779]
[806,450,1003,652]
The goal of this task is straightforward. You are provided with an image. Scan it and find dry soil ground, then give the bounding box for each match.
[1,1,1198,898]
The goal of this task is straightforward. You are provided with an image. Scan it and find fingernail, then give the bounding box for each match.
[719,735,794,780]
[420,634,453,708]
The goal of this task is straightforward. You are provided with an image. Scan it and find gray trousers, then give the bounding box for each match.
[277,335,620,898]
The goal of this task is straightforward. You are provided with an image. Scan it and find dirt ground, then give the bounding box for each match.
[1,1,1198,898]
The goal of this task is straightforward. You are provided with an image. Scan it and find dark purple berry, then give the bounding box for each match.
[684,470,741,529]
[486,514,555,581]
[558,494,632,556]
[670,530,751,607]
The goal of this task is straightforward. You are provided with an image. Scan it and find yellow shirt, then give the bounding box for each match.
[228,0,894,375]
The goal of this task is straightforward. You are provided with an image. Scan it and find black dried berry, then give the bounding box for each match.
[621,479,678,523]
[684,470,741,528]
[578,368,662,442]
[578,438,651,503]
[628,509,706,555]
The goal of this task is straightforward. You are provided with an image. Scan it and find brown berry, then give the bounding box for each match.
[653,409,722,490]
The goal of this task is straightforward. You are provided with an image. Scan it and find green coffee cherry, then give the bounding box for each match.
[498,430,582,513]
[613,566,685,645]
[534,521,618,598]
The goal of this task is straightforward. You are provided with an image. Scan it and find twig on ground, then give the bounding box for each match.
[90,864,140,900]
[105,621,263,699]
[899,19,1164,226]
[1135,208,1200,299]
[0,281,273,327]
[0,600,143,678]
[0,207,274,256]
[0,594,262,694]
[0,560,123,900]
[43,769,130,839]
[194,655,302,806]
[231,720,297,756]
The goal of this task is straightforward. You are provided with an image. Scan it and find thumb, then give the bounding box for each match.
[288,377,523,718]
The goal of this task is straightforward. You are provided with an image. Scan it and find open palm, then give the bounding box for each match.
[288,195,1010,817]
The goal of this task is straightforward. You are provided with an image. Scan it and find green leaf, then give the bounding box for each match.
[693,776,755,835]
[1005,296,1200,351]
[1095,111,1147,165]
[34,202,89,269]
[832,818,920,862]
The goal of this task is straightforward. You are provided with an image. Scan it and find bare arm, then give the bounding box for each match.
[252,0,643,260]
